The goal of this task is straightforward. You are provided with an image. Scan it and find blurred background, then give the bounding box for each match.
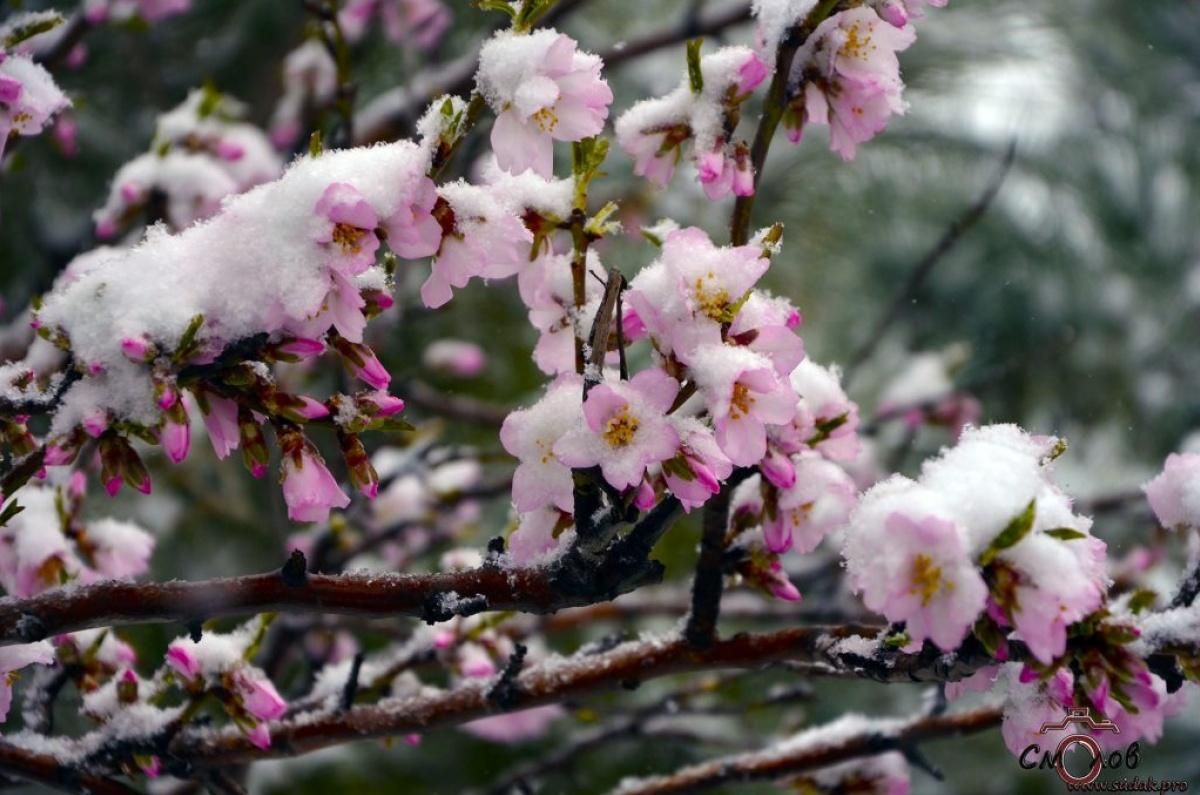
[1,0,1198,792]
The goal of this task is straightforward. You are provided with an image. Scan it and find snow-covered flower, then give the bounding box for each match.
[477,29,612,177]
[0,641,56,721]
[762,451,857,554]
[1142,452,1200,531]
[84,518,156,579]
[843,477,987,650]
[554,370,681,491]
[662,417,733,511]
[787,7,915,160]
[339,0,450,50]
[421,180,532,308]
[270,40,338,149]
[625,226,771,363]
[615,46,766,195]
[690,344,798,467]
[779,357,861,462]
[315,182,381,275]
[501,377,582,513]
[0,53,71,159]
[423,339,487,377]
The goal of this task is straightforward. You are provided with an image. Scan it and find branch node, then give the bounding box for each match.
[281,549,309,588]
[339,652,365,713]
[487,643,527,709]
[15,613,47,643]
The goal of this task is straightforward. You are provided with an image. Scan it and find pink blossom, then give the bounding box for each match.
[662,418,733,511]
[620,126,686,186]
[764,452,857,554]
[196,389,240,460]
[873,0,947,28]
[280,435,351,523]
[315,182,380,275]
[478,30,613,177]
[358,391,406,417]
[424,339,487,377]
[690,345,798,467]
[0,54,71,160]
[728,292,806,377]
[507,508,568,565]
[120,336,153,362]
[844,478,987,651]
[998,523,1107,664]
[695,140,754,200]
[339,0,451,50]
[554,370,681,491]
[781,358,861,462]
[999,666,1075,757]
[625,227,770,362]
[1142,452,1200,531]
[0,641,55,721]
[463,705,565,743]
[501,378,582,513]
[420,185,532,308]
[86,518,155,579]
[789,8,915,160]
[384,176,443,259]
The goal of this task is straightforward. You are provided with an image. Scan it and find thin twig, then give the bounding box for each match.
[844,140,1018,383]
[612,707,1003,795]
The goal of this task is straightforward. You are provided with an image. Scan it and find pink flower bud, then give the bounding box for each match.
[361,391,405,417]
[276,337,326,360]
[236,673,287,722]
[760,448,796,490]
[82,412,108,438]
[246,722,272,749]
[165,643,201,681]
[215,140,245,161]
[120,336,153,362]
[293,396,330,420]
[162,417,190,464]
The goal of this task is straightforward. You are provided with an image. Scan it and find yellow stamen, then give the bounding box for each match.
[910,553,952,606]
[730,383,754,419]
[603,407,640,448]
[332,223,368,255]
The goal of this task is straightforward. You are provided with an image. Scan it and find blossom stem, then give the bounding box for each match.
[729,0,843,245]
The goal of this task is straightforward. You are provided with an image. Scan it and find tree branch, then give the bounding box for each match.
[610,706,1003,795]
[684,468,753,647]
[0,740,140,795]
[843,140,1017,383]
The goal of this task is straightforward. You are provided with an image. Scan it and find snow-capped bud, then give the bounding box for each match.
[166,642,201,681]
[423,339,487,377]
[82,411,108,438]
[120,336,154,362]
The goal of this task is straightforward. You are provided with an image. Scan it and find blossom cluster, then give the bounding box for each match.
[615,45,766,198]
[32,141,441,522]
[94,88,282,238]
[0,32,70,159]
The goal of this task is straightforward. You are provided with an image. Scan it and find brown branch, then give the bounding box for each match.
[598,2,752,67]
[0,553,662,645]
[170,624,890,766]
[611,706,1003,795]
[0,740,140,795]
[843,140,1017,383]
[397,380,508,426]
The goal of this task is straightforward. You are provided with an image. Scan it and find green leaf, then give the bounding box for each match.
[686,39,704,94]
[979,499,1036,566]
[882,631,910,649]
[173,314,205,364]
[308,130,324,158]
[1044,527,1087,541]
[807,413,848,447]
[1127,588,1157,614]
[2,13,64,49]
[0,500,25,528]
